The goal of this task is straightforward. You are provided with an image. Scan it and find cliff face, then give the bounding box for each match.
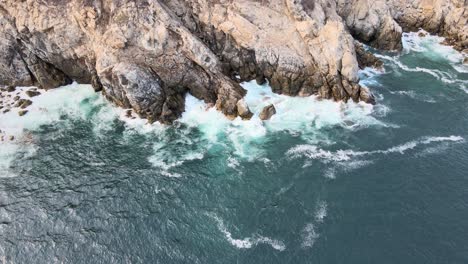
[0,0,466,123]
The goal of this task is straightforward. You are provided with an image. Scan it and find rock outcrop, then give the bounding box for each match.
[259,104,277,121]
[0,0,466,123]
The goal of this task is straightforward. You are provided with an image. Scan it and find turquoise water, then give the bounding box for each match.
[1,32,468,263]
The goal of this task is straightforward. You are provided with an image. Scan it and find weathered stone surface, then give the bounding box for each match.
[359,87,376,105]
[355,42,384,70]
[259,104,277,121]
[236,99,254,120]
[0,0,465,122]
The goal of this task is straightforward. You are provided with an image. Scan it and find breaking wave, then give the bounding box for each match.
[287,136,464,163]
[374,30,468,94]
[0,83,115,177]
[209,213,286,251]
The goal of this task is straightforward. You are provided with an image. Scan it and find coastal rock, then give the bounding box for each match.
[259,104,277,121]
[16,99,32,109]
[236,99,254,120]
[359,87,376,105]
[26,90,41,97]
[355,42,384,69]
[18,110,28,116]
[0,0,465,122]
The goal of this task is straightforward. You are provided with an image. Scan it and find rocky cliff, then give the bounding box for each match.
[0,0,466,123]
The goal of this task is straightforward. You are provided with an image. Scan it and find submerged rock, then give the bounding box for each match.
[0,0,465,122]
[26,90,41,97]
[16,99,32,109]
[259,104,277,121]
[18,110,28,116]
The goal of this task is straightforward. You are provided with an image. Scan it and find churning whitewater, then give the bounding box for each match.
[1,31,468,263]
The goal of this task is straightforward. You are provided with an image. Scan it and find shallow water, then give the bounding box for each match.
[1,31,468,263]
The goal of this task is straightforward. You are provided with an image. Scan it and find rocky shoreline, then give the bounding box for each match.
[0,0,466,123]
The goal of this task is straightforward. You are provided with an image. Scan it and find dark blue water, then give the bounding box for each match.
[1,32,467,263]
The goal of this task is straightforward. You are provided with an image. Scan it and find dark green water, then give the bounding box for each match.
[1,32,468,263]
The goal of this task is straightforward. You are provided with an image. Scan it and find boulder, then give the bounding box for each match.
[259,104,277,121]
[18,110,28,116]
[236,99,253,120]
[16,99,32,109]
[26,90,41,97]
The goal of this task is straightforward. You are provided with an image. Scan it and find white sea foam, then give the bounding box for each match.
[210,214,286,251]
[402,30,465,64]
[287,136,464,163]
[9,80,379,169]
[227,156,240,169]
[146,80,385,165]
[314,201,327,223]
[0,83,112,176]
[389,90,436,103]
[301,223,319,248]
[377,30,468,90]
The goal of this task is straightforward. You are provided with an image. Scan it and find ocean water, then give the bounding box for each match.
[1,31,467,263]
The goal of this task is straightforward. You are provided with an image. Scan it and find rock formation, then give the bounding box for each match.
[259,104,277,121]
[0,0,466,123]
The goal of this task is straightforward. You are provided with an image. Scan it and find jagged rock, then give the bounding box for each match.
[6,86,15,92]
[125,109,133,118]
[418,32,427,38]
[236,99,253,120]
[463,57,468,65]
[0,0,465,123]
[13,96,19,101]
[355,42,384,69]
[359,87,376,105]
[259,104,277,121]
[9,135,14,141]
[26,90,41,97]
[3,109,10,113]
[18,110,28,116]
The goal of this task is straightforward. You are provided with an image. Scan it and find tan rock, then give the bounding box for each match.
[236,99,253,120]
[0,0,465,123]
[259,104,277,121]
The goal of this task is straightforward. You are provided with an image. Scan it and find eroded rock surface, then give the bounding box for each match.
[0,0,466,123]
